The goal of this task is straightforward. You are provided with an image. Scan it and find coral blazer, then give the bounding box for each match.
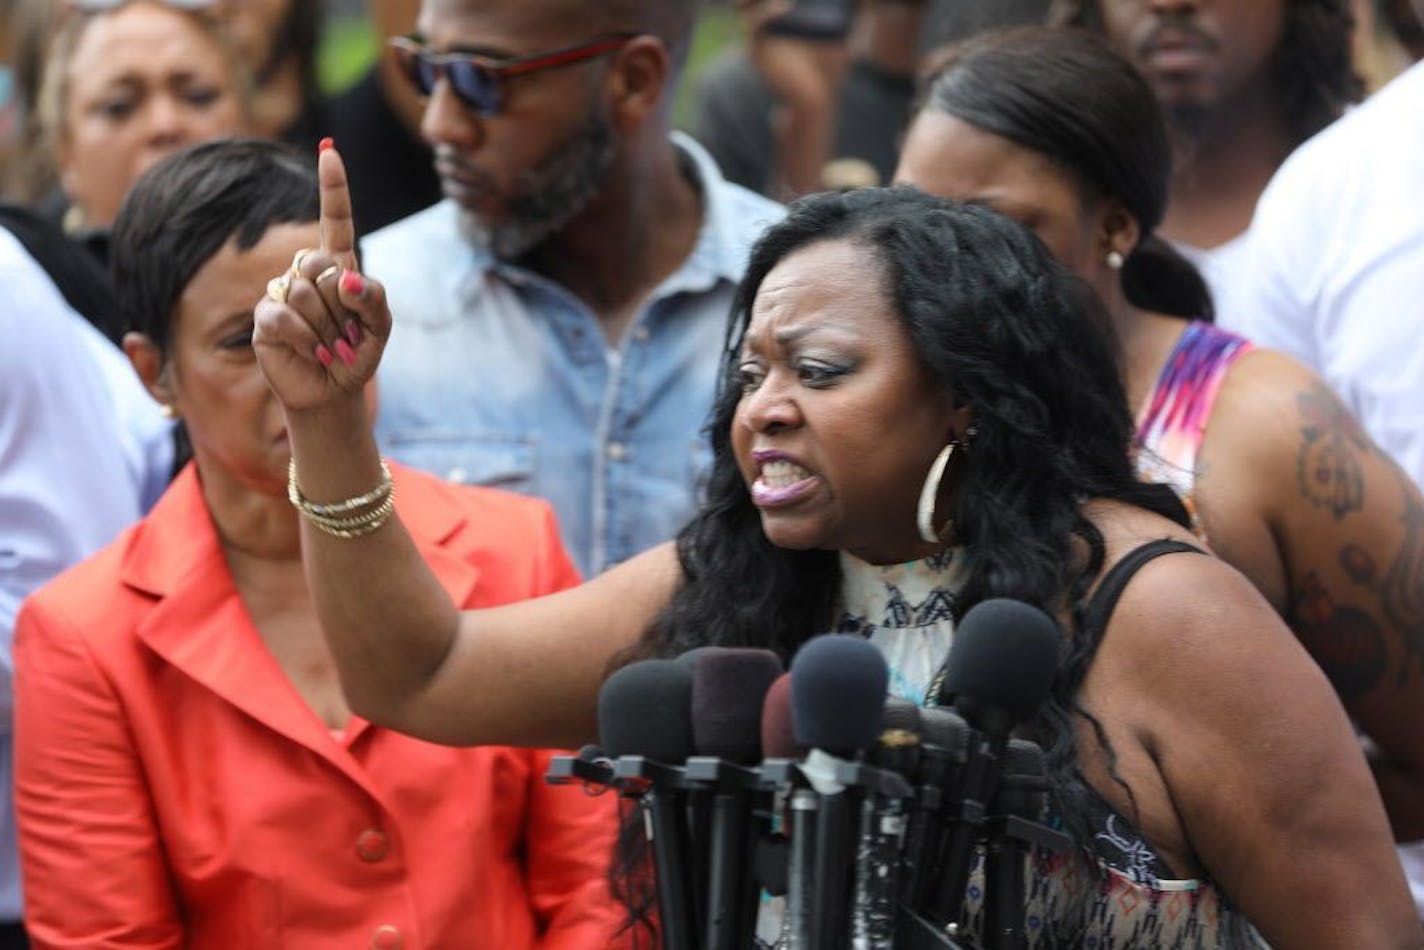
[14,463,627,949]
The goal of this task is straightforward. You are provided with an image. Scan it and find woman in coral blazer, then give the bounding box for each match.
[12,140,627,949]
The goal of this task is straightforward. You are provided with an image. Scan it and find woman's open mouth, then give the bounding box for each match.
[751,459,818,507]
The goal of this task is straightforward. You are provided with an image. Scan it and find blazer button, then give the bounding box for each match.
[371,925,403,950]
[356,828,389,862]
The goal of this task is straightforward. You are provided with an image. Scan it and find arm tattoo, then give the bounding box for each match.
[1337,469,1424,685]
[1295,570,1389,701]
[1296,384,1369,520]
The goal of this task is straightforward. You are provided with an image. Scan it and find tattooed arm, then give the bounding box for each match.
[1197,349,1424,840]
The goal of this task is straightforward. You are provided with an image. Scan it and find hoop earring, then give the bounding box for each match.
[916,442,958,544]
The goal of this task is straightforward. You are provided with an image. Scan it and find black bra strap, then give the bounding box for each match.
[1082,539,1205,636]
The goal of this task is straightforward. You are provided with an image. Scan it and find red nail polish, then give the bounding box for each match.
[334,339,356,366]
[340,271,365,297]
[344,320,363,347]
[318,136,335,153]
[315,343,334,367]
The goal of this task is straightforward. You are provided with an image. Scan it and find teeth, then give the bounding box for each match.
[761,459,812,488]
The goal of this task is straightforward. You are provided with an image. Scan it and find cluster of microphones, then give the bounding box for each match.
[547,598,1072,950]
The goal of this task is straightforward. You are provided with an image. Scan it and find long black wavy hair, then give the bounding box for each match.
[621,188,1189,876]
[922,26,1213,320]
[1051,0,1362,148]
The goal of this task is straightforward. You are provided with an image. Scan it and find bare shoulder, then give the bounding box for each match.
[1086,502,1287,664]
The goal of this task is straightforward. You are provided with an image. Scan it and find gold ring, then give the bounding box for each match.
[266,273,291,303]
[289,247,318,278]
[313,264,340,285]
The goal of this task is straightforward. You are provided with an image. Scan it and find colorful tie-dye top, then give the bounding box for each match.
[1135,321,1254,534]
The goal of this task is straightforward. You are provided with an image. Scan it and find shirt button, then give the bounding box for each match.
[446,467,468,483]
[356,829,389,862]
[606,442,627,462]
[371,925,402,950]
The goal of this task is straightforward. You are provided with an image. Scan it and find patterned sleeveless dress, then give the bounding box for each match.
[829,543,1266,948]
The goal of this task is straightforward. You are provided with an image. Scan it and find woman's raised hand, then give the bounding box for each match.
[253,141,391,414]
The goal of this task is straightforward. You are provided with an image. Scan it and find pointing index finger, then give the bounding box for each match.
[318,141,358,269]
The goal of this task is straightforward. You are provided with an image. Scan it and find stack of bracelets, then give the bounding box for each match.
[287,459,396,538]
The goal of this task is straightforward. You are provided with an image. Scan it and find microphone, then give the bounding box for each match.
[981,738,1060,950]
[925,599,1061,934]
[758,672,807,942]
[852,698,920,950]
[689,648,784,950]
[900,707,970,910]
[791,634,890,950]
[761,672,799,761]
[598,659,698,950]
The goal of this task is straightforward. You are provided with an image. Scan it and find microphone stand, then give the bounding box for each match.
[611,756,699,950]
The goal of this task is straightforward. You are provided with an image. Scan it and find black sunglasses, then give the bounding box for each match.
[388,33,639,117]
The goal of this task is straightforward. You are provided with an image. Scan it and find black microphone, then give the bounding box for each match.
[981,738,1061,950]
[676,643,731,930]
[689,648,784,950]
[925,599,1061,933]
[791,634,890,950]
[852,698,920,950]
[598,658,698,950]
[900,707,970,911]
[759,672,814,949]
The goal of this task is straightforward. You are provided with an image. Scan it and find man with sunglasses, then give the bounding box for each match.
[363,0,783,577]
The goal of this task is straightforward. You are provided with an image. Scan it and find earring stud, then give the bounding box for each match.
[1105,250,1125,270]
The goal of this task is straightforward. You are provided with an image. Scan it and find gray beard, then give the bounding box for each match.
[458,111,617,260]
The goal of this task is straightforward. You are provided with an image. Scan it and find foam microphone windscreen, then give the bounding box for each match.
[598,659,696,763]
[878,697,921,743]
[919,707,970,757]
[760,673,798,759]
[675,645,730,669]
[691,648,785,762]
[790,634,889,756]
[936,598,1061,727]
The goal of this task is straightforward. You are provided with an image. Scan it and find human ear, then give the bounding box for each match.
[1097,199,1141,266]
[605,36,671,130]
[123,332,175,413]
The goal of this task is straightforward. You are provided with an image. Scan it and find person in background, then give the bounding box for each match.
[1352,0,1416,89]
[691,0,1051,198]
[222,0,325,147]
[325,0,443,236]
[1236,35,1424,492]
[364,0,783,577]
[2,0,62,205]
[1,223,170,949]
[256,151,1421,944]
[13,138,627,949]
[33,0,248,248]
[1050,0,1361,327]
[1234,57,1424,909]
[895,21,1424,899]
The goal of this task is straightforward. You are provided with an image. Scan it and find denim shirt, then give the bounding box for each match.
[365,133,784,576]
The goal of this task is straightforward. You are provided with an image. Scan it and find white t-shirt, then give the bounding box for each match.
[1234,60,1424,488]
[1174,232,1254,334]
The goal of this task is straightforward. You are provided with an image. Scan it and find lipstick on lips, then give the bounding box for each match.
[750,449,817,507]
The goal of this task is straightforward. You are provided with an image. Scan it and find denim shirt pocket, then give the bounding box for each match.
[383,432,538,493]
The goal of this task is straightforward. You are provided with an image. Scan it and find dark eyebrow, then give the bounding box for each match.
[773,325,816,346]
[405,32,515,60]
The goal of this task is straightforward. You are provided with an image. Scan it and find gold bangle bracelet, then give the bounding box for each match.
[301,493,396,539]
[288,458,393,516]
